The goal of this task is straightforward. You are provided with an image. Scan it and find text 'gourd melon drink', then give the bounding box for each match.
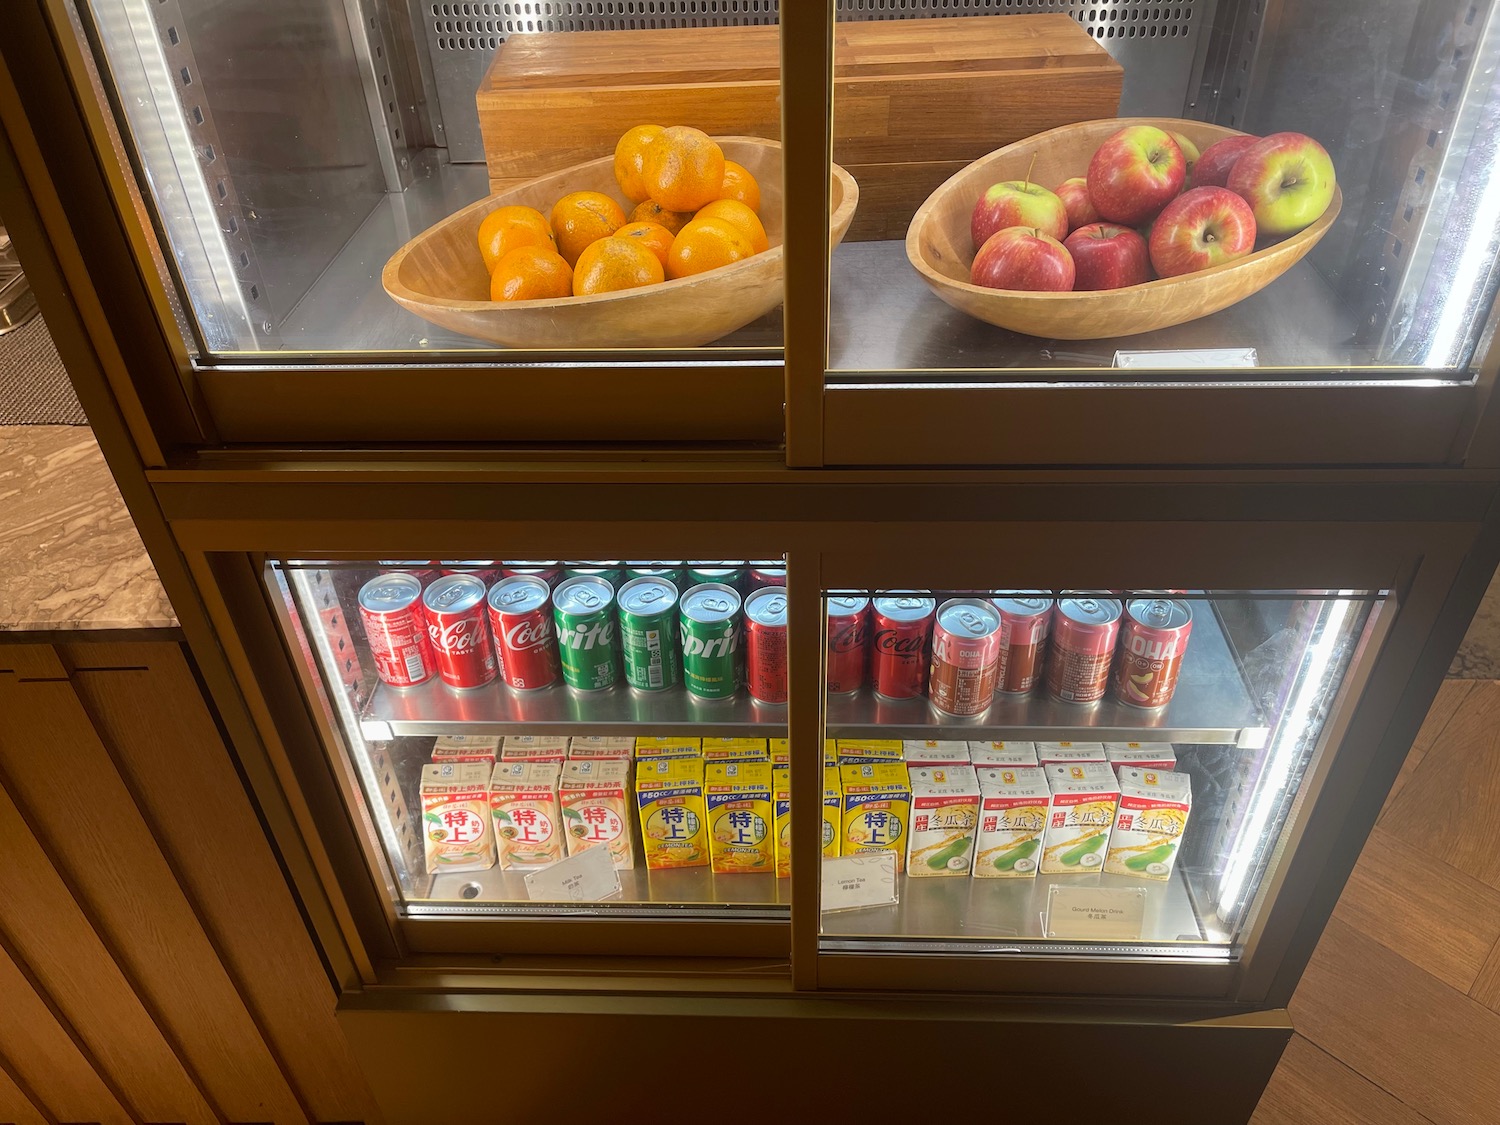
[635,758,709,870]
[420,763,496,874]
[559,759,633,870]
[839,762,912,873]
[489,761,564,868]
[1040,762,1119,875]
[905,765,980,877]
[706,761,775,874]
[1104,767,1192,880]
[974,766,1051,878]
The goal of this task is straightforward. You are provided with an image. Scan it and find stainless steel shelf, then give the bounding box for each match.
[418,865,788,915]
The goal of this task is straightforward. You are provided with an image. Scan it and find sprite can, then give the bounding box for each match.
[686,563,746,596]
[626,563,685,587]
[552,575,618,691]
[679,582,742,700]
[565,562,624,589]
[617,576,682,692]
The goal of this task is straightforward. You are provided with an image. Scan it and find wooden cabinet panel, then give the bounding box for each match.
[0,1062,48,1125]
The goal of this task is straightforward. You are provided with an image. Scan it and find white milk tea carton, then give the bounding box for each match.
[905,765,981,877]
[502,735,569,764]
[1040,762,1119,875]
[974,766,1051,878]
[559,759,634,869]
[969,741,1038,767]
[567,736,634,760]
[902,740,972,767]
[1104,742,1177,774]
[431,735,500,764]
[1104,767,1192,880]
[489,762,565,868]
[419,763,496,874]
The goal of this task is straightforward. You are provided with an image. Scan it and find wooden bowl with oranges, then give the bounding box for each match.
[383,133,860,349]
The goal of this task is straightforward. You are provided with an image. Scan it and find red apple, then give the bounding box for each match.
[1054,177,1100,232]
[971,180,1069,251]
[1193,135,1260,188]
[1064,223,1152,291]
[1086,126,1187,226]
[1148,186,1257,277]
[1228,132,1338,236]
[970,226,1075,292]
[1169,131,1202,183]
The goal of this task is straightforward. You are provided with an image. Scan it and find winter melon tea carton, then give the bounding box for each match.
[705,761,775,874]
[905,765,980,877]
[1104,767,1192,880]
[1040,762,1119,875]
[973,766,1050,878]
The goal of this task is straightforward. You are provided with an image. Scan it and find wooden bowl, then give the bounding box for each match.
[384,137,858,349]
[905,118,1343,341]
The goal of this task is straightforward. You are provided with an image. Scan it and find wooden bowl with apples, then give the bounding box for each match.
[905,117,1342,341]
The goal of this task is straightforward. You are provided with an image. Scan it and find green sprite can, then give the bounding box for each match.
[679,582,742,700]
[616,576,682,692]
[685,563,746,596]
[565,562,623,589]
[552,575,619,691]
[626,563,685,587]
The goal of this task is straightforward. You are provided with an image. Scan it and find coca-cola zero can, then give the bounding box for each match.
[358,573,434,688]
[486,575,559,690]
[991,592,1053,695]
[422,574,499,689]
[744,586,790,704]
[1115,597,1193,708]
[1046,593,1123,704]
[825,593,870,694]
[928,598,1003,717]
[870,592,936,700]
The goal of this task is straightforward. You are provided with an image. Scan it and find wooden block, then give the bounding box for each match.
[1251,1034,1431,1125]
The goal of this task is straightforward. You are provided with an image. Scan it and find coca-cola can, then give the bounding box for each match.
[748,562,787,587]
[870,592,936,700]
[379,560,440,587]
[826,593,870,694]
[991,591,1053,695]
[1115,597,1193,708]
[1046,593,1123,704]
[486,575,560,691]
[502,562,562,589]
[422,574,498,689]
[441,560,502,585]
[928,598,1003,717]
[358,573,434,688]
[744,586,790,704]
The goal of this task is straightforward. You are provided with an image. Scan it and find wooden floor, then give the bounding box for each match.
[1252,679,1500,1125]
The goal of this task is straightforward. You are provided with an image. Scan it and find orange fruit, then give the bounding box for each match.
[476,205,554,273]
[694,199,768,254]
[643,126,726,213]
[550,191,627,266]
[614,124,666,204]
[573,237,665,296]
[717,160,761,212]
[629,199,694,236]
[612,221,675,268]
[489,245,573,301]
[665,217,756,280]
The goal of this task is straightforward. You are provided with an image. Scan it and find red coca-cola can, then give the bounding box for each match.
[422,574,498,689]
[928,598,1003,717]
[870,592,935,699]
[358,573,434,688]
[743,587,789,704]
[1115,597,1193,708]
[991,591,1053,695]
[1046,593,1123,704]
[502,562,563,589]
[379,560,440,587]
[442,560,502,585]
[486,575,559,691]
[749,562,787,587]
[825,593,870,694]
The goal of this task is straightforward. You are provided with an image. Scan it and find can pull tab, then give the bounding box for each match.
[499,588,529,607]
[1145,599,1172,623]
[1078,599,1099,614]
[765,594,787,617]
[957,608,987,634]
[831,597,858,612]
[635,588,666,606]
[702,596,732,614]
[895,597,923,610]
[576,591,601,609]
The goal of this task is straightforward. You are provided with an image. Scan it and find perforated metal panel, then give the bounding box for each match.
[425,0,1211,161]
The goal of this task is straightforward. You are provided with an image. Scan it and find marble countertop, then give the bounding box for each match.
[0,425,176,632]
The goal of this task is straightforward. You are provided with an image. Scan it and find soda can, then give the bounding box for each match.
[686,563,746,595]
[991,592,1054,695]
[616,576,682,692]
[749,562,787,587]
[626,563,686,587]
[744,586,790,704]
[1115,597,1193,708]
[566,562,624,589]
[825,593,870,695]
[552,576,619,691]
[486,575,559,691]
[679,582,742,700]
[359,573,434,687]
[502,562,563,589]
[441,561,502,586]
[928,598,1003,717]
[870,592,936,700]
[1046,593,1123,704]
[421,574,498,689]
[379,560,440,588]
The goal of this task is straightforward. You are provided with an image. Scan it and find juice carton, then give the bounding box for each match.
[635,758,710,870]
[839,762,912,873]
[635,736,703,762]
[1040,762,1120,875]
[773,766,792,877]
[1105,768,1192,880]
[431,735,500,764]
[823,767,842,858]
[559,759,633,869]
[836,739,904,765]
[973,766,1051,878]
[770,738,790,767]
[501,735,569,764]
[488,762,564,868]
[419,763,496,874]
[968,741,1039,767]
[702,737,770,763]
[568,736,634,760]
[1036,741,1107,765]
[705,761,775,874]
[824,740,837,768]
[1104,742,1178,774]
[905,765,981,878]
[903,740,972,767]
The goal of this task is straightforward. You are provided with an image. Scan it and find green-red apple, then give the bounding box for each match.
[971,180,1069,252]
[1086,125,1187,226]
[970,227,1075,291]
[1169,131,1202,182]
[1227,132,1337,236]
[1149,187,1257,277]
[1054,177,1100,232]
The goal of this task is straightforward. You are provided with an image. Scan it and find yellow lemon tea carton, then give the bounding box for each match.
[1104,742,1178,774]
[1040,762,1120,875]
[839,762,912,873]
[770,738,790,767]
[702,737,770,763]
[559,759,633,869]
[419,763,496,874]
[705,761,775,874]
[974,766,1051,878]
[489,762,564,868]
[905,765,980,878]
[774,766,792,877]
[823,767,842,858]
[824,740,838,767]
[431,734,500,764]
[635,758,710,870]
[1104,767,1192,880]
[903,740,972,767]
[502,735,569,763]
[1037,741,1107,765]
[635,736,702,762]
[837,739,904,765]
[969,740,1039,767]
[567,736,634,760]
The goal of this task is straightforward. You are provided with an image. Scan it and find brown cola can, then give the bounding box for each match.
[1045,594,1122,704]
[928,599,1003,717]
[991,591,1053,695]
[1114,597,1193,708]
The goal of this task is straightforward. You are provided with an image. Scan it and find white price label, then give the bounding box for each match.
[1113,347,1258,369]
[523,844,621,903]
[820,852,899,913]
[1045,884,1148,940]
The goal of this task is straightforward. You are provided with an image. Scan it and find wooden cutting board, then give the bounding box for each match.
[477,15,1123,241]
